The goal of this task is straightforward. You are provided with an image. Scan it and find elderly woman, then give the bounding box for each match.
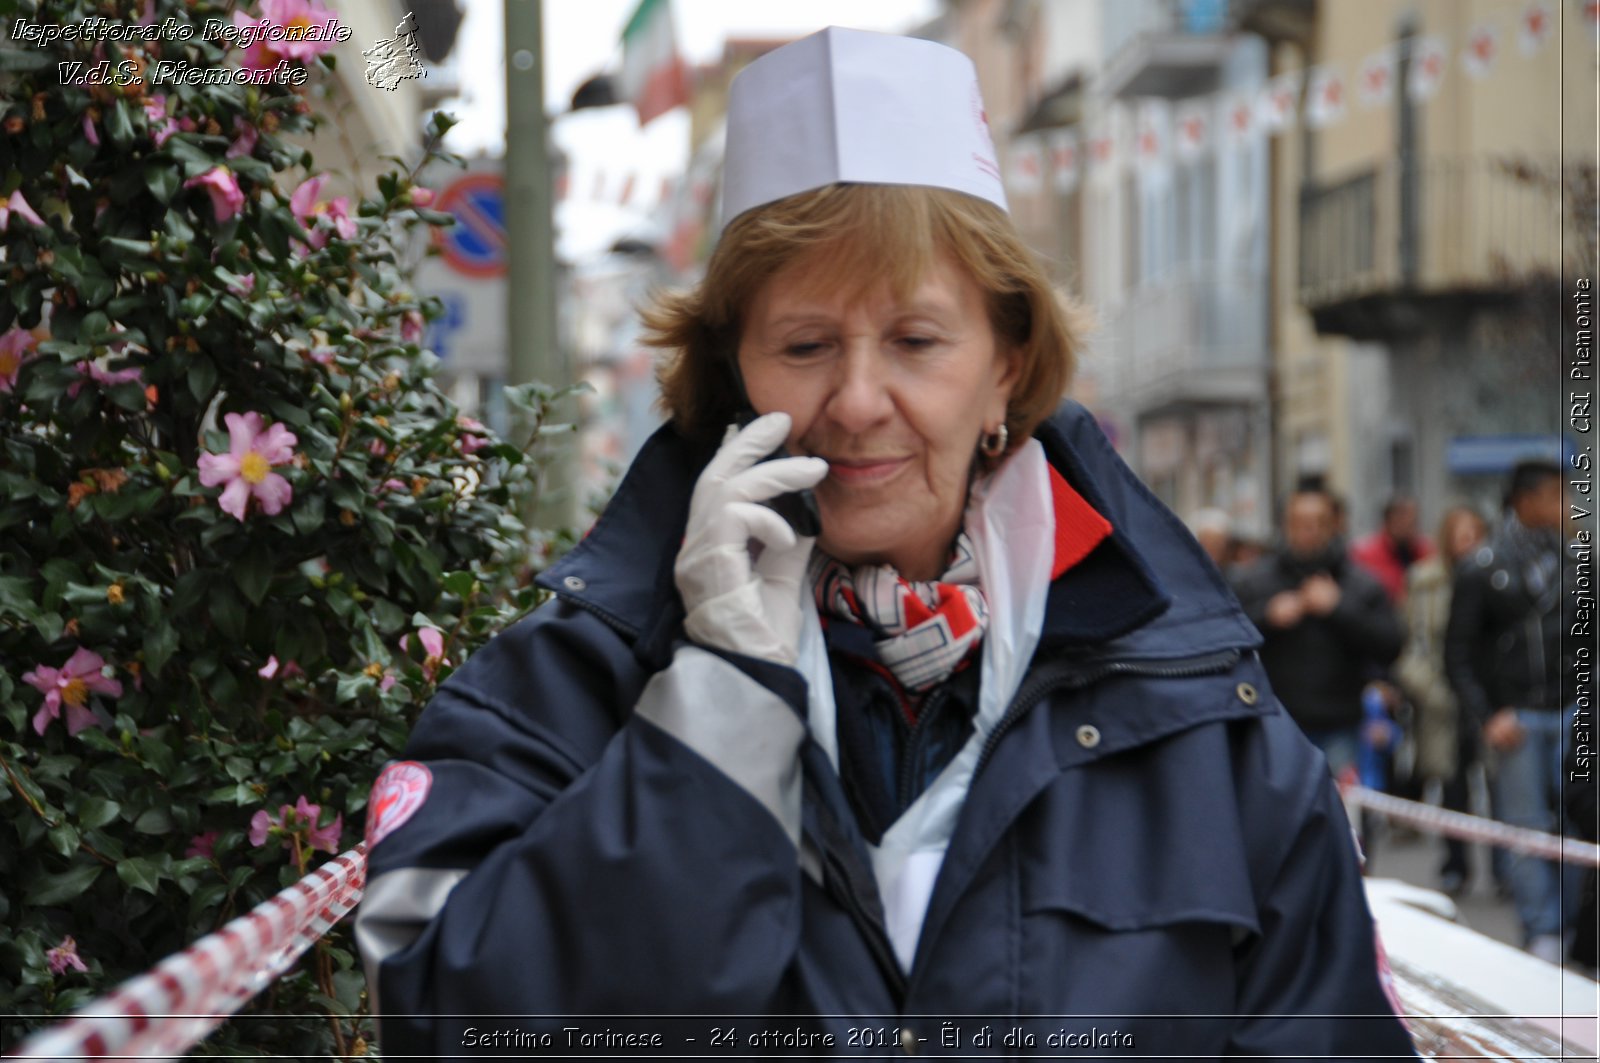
[356,28,1414,1058]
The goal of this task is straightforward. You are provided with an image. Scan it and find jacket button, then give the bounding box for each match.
[899,1026,919,1055]
[562,575,586,592]
[1236,682,1259,705]
[1075,724,1101,749]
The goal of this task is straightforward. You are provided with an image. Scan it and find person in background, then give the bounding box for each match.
[1394,505,1488,896]
[1232,488,1404,780]
[1186,507,1233,572]
[1445,460,1576,964]
[354,28,1416,1057]
[1351,496,1435,607]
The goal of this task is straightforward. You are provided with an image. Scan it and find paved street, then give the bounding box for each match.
[1364,821,1525,950]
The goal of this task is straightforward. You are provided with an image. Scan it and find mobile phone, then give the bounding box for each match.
[728,362,822,537]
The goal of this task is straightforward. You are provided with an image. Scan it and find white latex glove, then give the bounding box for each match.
[675,413,828,666]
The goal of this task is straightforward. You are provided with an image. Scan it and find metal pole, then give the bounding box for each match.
[505,0,577,531]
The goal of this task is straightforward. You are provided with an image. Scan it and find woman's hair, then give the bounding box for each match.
[1435,504,1487,565]
[640,183,1086,453]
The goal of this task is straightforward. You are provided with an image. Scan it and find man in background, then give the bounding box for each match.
[1352,495,1434,606]
[1445,460,1574,963]
[1233,488,1404,779]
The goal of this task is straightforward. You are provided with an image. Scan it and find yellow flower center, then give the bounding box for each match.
[239,451,271,485]
[61,678,89,707]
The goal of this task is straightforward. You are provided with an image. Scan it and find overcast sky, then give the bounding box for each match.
[438,0,938,257]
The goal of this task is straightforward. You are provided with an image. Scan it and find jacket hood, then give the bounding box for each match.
[538,401,1260,665]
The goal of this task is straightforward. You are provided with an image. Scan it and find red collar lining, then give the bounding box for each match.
[1048,464,1114,580]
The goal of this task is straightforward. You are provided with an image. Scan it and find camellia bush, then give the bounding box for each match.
[0,0,573,1054]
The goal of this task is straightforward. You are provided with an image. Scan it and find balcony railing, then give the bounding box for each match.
[1298,156,1583,339]
[1094,268,1269,413]
[1101,0,1234,99]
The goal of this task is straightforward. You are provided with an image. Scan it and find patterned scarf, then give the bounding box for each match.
[810,533,989,697]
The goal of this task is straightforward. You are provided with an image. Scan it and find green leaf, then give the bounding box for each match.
[47,823,80,859]
[107,99,135,147]
[290,491,325,536]
[144,622,179,677]
[134,807,174,835]
[117,857,162,895]
[442,571,476,598]
[74,796,121,829]
[35,611,64,645]
[232,550,272,605]
[187,355,218,404]
[0,48,52,71]
[25,863,103,906]
[143,164,180,204]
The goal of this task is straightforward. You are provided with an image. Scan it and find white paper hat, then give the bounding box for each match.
[720,27,1008,227]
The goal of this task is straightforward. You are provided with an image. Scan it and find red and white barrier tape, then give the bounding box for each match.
[14,843,367,1062]
[1344,785,1600,868]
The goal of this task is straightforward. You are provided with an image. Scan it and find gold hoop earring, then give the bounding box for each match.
[979,424,1008,459]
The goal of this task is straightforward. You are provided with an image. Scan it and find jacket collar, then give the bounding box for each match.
[537,401,1259,665]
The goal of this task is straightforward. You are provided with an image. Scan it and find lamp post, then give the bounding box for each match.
[504,0,577,532]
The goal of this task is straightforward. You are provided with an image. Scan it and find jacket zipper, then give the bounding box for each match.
[974,647,1245,776]
[816,841,909,997]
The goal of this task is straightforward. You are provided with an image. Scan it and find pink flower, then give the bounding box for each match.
[46,936,88,975]
[368,439,387,457]
[457,416,488,455]
[24,646,121,737]
[408,186,434,207]
[381,478,408,492]
[248,806,279,847]
[249,796,341,854]
[185,830,218,860]
[83,114,101,147]
[143,95,180,147]
[225,118,258,160]
[402,626,450,680]
[67,360,143,398]
[0,190,45,229]
[258,655,281,679]
[289,174,356,249]
[0,327,37,392]
[197,411,298,521]
[400,310,424,344]
[232,0,339,67]
[184,167,244,224]
[227,272,255,298]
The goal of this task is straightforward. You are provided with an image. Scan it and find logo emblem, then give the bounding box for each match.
[364,12,425,92]
[365,761,432,847]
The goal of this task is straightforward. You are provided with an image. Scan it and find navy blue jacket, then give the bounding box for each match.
[355,402,1417,1059]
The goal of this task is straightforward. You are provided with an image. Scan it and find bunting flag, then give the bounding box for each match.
[1047,128,1080,193]
[1087,119,1119,180]
[1222,90,1256,147]
[1518,1,1554,54]
[1007,136,1045,194]
[619,0,690,126]
[1407,35,1448,101]
[1136,100,1170,167]
[618,173,636,206]
[1173,99,1210,162]
[1256,71,1302,134]
[1357,47,1395,108]
[1461,23,1499,79]
[1304,65,1346,129]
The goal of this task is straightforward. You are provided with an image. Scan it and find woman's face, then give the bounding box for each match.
[1445,513,1486,563]
[737,252,1016,580]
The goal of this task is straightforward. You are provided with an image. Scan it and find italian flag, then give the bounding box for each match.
[620,0,689,126]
